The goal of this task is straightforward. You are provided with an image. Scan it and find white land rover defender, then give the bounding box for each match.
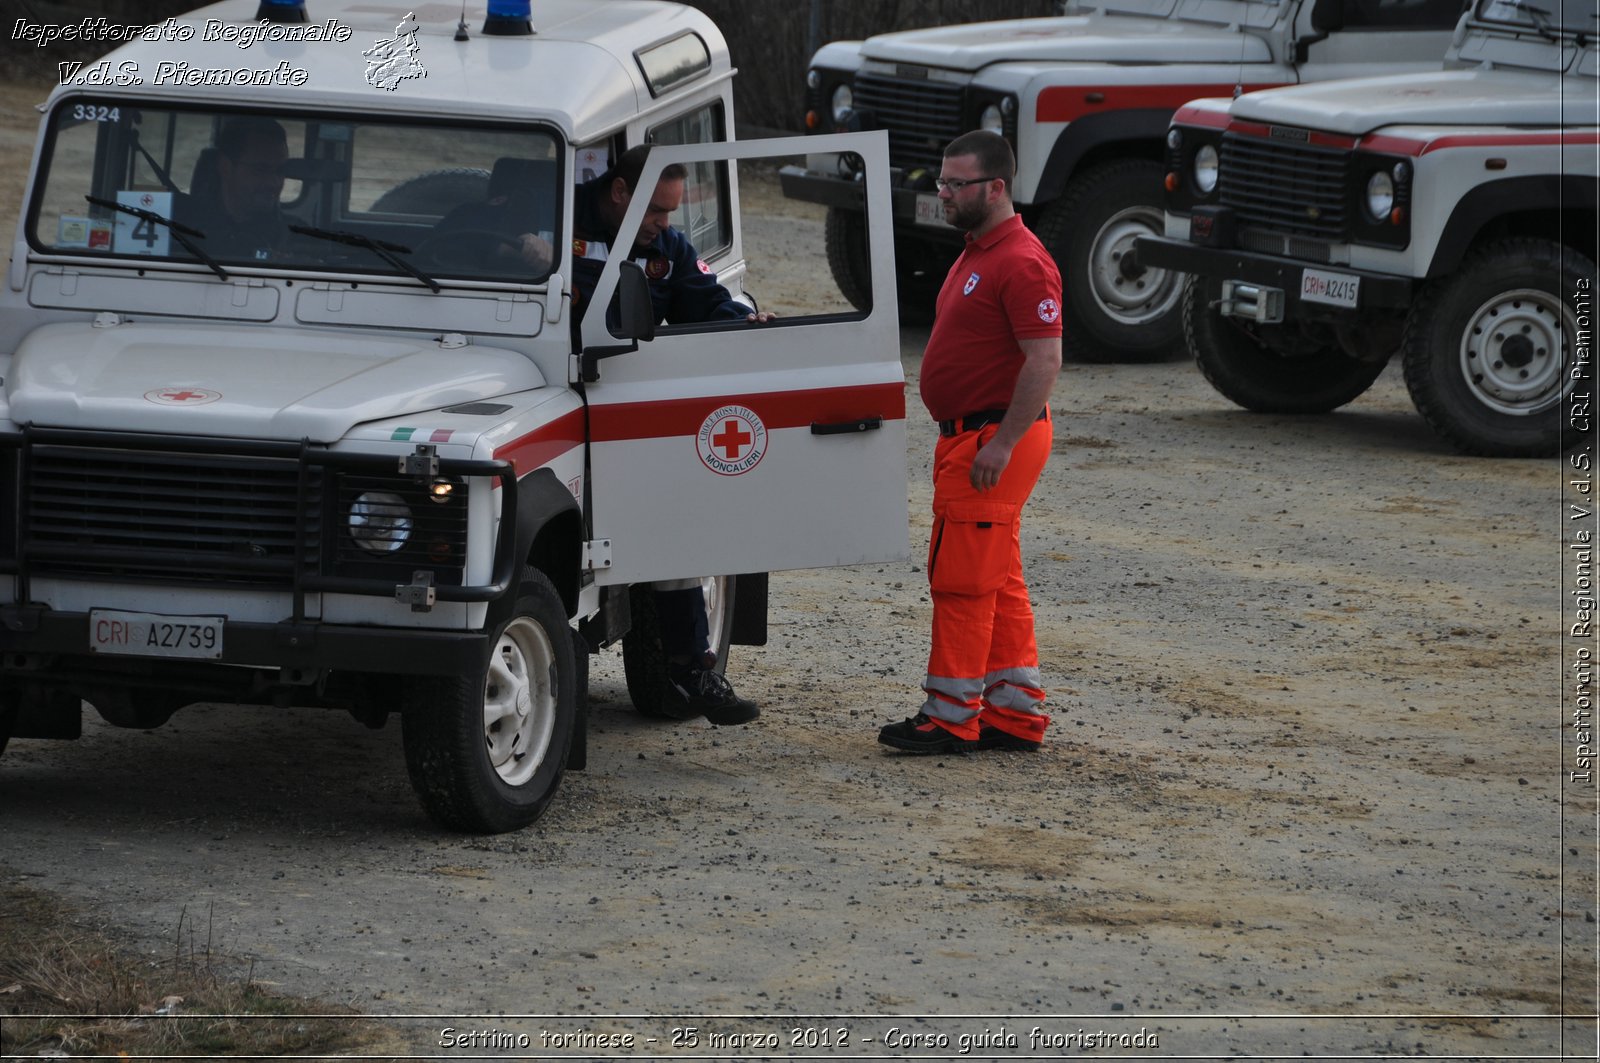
[1134,0,1597,456]
[0,0,909,832]
[779,0,1463,362]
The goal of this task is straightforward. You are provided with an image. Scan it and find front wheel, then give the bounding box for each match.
[1036,160,1185,363]
[402,569,575,833]
[1184,277,1390,413]
[1402,239,1589,457]
[623,576,735,719]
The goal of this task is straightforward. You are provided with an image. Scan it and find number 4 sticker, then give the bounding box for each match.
[114,190,173,257]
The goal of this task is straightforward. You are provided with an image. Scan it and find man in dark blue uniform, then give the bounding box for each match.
[571,146,773,726]
[570,147,772,327]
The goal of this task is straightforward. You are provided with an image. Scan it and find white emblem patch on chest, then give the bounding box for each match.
[962,272,980,296]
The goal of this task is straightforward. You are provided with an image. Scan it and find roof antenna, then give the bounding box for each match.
[1233,9,1247,98]
[454,0,469,40]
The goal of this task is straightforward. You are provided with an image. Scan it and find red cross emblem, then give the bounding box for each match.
[144,387,222,406]
[696,405,767,476]
[711,418,753,459]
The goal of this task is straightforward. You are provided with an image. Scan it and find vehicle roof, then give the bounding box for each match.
[45,0,732,137]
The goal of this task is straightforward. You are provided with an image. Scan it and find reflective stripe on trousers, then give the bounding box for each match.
[920,415,1052,740]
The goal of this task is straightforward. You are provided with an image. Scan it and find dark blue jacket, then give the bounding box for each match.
[569,177,750,336]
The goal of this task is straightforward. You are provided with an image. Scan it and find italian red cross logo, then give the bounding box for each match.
[696,405,767,476]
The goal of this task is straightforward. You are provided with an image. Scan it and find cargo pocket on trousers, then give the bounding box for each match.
[928,500,1018,597]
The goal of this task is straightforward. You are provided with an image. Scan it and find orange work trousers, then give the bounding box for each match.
[921,415,1052,742]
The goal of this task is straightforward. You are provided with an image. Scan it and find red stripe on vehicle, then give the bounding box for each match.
[495,407,587,476]
[589,382,907,442]
[1174,104,1230,130]
[1361,129,1600,157]
[1037,84,1285,124]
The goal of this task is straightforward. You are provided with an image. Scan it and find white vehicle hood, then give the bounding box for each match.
[7,322,544,442]
[858,15,1271,70]
[1230,69,1576,135]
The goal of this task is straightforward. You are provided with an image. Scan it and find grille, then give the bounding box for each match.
[855,73,965,172]
[23,445,321,587]
[1218,133,1350,239]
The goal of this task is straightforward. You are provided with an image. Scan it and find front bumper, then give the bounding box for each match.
[779,165,962,238]
[1133,235,1414,314]
[0,604,491,679]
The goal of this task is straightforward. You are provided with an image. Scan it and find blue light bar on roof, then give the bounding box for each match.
[484,0,533,35]
[255,0,308,22]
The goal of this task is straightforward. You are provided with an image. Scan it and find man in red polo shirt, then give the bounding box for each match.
[879,130,1063,755]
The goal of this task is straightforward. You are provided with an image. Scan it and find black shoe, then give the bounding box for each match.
[877,714,976,754]
[975,721,1041,752]
[671,667,760,725]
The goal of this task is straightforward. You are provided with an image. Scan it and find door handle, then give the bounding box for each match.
[810,416,884,436]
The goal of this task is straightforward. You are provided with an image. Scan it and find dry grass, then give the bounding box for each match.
[0,876,399,1059]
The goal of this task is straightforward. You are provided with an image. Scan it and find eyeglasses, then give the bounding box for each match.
[934,175,999,193]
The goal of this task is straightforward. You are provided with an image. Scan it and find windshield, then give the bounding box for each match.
[1475,0,1599,33]
[27,99,562,284]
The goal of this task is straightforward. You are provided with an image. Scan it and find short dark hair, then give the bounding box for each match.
[216,116,287,160]
[944,130,1015,194]
[607,144,689,194]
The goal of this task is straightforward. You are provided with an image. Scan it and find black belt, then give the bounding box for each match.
[938,407,1048,437]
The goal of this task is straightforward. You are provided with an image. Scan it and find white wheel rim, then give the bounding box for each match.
[1087,205,1182,324]
[482,616,556,787]
[1458,286,1572,417]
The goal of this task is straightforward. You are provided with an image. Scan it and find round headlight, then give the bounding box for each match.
[1166,128,1183,151]
[806,69,822,90]
[980,103,1004,135]
[1193,143,1219,195]
[830,84,853,124]
[349,491,412,554]
[1365,170,1395,222]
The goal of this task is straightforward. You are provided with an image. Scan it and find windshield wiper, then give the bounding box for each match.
[1499,0,1562,42]
[84,195,229,280]
[289,224,441,293]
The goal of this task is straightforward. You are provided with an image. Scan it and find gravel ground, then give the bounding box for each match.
[0,80,1595,1060]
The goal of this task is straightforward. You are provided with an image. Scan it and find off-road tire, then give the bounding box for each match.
[623,576,735,719]
[1402,238,1587,457]
[370,167,490,215]
[401,568,575,833]
[1184,277,1389,413]
[824,208,941,326]
[1037,159,1185,363]
[0,696,13,762]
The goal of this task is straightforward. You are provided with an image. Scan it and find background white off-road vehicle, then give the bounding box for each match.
[780,0,1464,361]
[0,0,908,831]
[1135,0,1597,456]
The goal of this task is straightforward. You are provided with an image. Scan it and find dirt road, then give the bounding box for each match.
[0,78,1595,1059]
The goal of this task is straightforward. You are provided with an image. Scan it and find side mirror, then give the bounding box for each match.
[577,260,656,383]
[617,260,656,342]
[1309,0,1346,32]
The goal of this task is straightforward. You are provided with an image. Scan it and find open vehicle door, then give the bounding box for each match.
[576,131,908,584]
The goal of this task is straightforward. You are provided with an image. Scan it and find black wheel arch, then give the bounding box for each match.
[486,467,584,632]
[1032,110,1170,205]
[1427,174,1599,279]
